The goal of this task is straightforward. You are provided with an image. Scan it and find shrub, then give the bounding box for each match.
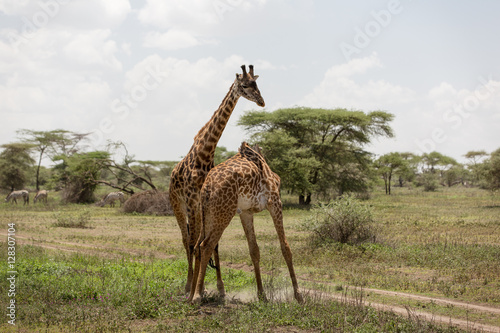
[417,173,439,192]
[302,195,377,246]
[122,190,173,216]
[52,209,92,228]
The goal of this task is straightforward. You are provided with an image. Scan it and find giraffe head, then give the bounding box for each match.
[235,65,265,107]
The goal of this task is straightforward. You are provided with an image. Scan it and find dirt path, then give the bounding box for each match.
[301,288,500,333]
[5,234,500,332]
[299,277,500,315]
[3,233,176,259]
[225,263,500,332]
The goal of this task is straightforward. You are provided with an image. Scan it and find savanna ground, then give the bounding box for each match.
[0,186,499,332]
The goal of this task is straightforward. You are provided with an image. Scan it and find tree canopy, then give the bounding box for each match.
[17,129,90,190]
[238,107,394,203]
[375,152,406,195]
[0,143,36,191]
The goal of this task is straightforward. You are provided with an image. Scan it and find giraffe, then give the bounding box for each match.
[169,65,265,295]
[188,142,303,304]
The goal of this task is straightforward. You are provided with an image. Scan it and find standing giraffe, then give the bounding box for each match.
[189,142,303,304]
[169,65,265,295]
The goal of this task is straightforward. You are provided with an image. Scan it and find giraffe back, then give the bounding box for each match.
[202,142,280,215]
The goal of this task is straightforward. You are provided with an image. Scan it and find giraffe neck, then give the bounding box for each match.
[191,82,240,163]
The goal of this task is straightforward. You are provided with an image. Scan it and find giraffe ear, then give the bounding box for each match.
[253,75,259,80]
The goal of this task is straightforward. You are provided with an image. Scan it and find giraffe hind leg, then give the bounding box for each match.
[213,243,225,297]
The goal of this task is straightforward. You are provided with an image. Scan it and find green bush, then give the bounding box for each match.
[52,209,92,228]
[416,173,439,192]
[302,195,377,246]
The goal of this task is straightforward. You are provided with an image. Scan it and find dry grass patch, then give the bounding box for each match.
[122,190,173,216]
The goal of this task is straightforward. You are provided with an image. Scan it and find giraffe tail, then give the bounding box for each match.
[208,257,217,269]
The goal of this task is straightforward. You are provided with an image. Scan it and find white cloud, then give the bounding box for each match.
[137,0,270,51]
[300,53,415,110]
[0,0,131,30]
[85,54,266,159]
[0,0,36,16]
[138,0,218,30]
[56,0,131,29]
[63,29,122,71]
[297,54,499,160]
[137,0,270,30]
[143,29,217,50]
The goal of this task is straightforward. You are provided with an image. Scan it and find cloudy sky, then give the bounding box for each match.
[1,0,499,164]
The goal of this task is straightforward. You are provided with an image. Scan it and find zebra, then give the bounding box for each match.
[34,190,48,204]
[96,191,126,207]
[5,190,29,205]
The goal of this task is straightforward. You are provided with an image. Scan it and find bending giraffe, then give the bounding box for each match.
[5,190,29,205]
[169,65,265,295]
[189,142,303,304]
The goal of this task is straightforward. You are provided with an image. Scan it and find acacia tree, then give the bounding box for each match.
[465,150,488,185]
[420,151,457,174]
[238,107,394,203]
[61,151,109,203]
[89,141,178,194]
[375,153,405,195]
[395,152,419,187]
[0,143,36,191]
[17,129,90,190]
[482,148,500,191]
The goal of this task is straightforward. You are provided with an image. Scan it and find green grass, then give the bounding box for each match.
[0,243,256,332]
[0,243,463,332]
[0,186,499,331]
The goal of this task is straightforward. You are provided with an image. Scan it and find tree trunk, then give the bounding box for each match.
[299,194,305,205]
[305,193,312,205]
[35,147,45,191]
[388,174,392,195]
